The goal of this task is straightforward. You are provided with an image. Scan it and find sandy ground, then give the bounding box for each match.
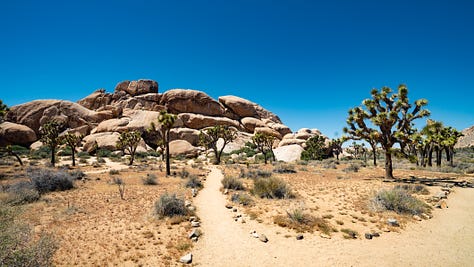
[193,167,474,266]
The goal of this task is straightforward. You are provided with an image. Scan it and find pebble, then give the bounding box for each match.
[259,234,268,243]
[180,253,192,264]
[191,221,200,227]
[387,218,399,227]
[365,233,373,239]
[421,213,431,220]
[413,215,422,221]
[189,229,201,239]
[251,231,259,238]
[296,234,304,240]
[320,233,331,239]
[435,200,448,209]
[225,204,233,209]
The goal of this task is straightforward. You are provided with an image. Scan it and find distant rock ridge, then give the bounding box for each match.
[455,125,474,148]
[1,79,325,160]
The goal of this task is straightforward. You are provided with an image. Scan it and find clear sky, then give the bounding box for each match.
[1,0,473,138]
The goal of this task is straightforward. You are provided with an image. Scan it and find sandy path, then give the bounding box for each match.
[193,167,474,266]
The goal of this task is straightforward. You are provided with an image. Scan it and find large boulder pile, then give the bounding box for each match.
[455,125,474,148]
[4,78,324,160]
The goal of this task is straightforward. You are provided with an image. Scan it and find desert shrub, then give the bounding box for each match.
[222,176,244,190]
[143,173,158,185]
[155,193,187,218]
[0,203,57,266]
[273,209,331,233]
[77,151,90,159]
[9,145,30,155]
[179,168,190,179]
[341,228,358,239]
[78,158,88,164]
[371,187,430,215]
[394,184,430,195]
[109,169,120,175]
[4,181,40,205]
[29,146,50,160]
[57,146,72,156]
[239,168,272,179]
[27,168,74,194]
[69,170,85,180]
[96,157,106,164]
[231,193,253,206]
[96,149,112,158]
[252,177,293,199]
[343,163,360,172]
[273,163,297,174]
[185,175,202,189]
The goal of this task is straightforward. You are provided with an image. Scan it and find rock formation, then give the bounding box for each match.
[3,78,326,161]
[455,125,474,148]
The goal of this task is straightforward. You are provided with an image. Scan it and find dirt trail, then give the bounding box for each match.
[193,167,474,266]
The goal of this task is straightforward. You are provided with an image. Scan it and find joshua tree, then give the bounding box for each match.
[301,135,329,161]
[441,126,463,167]
[329,138,344,161]
[62,132,83,167]
[344,85,430,179]
[0,99,9,122]
[252,132,275,164]
[40,121,63,167]
[199,125,236,164]
[116,130,142,165]
[0,145,23,166]
[158,111,177,175]
[344,123,380,166]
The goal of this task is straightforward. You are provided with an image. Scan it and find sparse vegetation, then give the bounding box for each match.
[157,111,177,176]
[273,209,332,234]
[3,181,40,205]
[341,228,358,239]
[112,177,125,200]
[252,132,276,164]
[222,176,244,190]
[27,167,74,194]
[252,177,293,199]
[231,192,253,206]
[40,120,63,167]
[185,175,203,189]
[239,168,272,179]
[0,203,57,266]
[142,173,158,185]
[371,187,430,215]
[155,193,188,218]
[199,125,237,165]
[301,135,330,161]
[62,132,83,166]
[273,163,297,174]
[116,130,142,165]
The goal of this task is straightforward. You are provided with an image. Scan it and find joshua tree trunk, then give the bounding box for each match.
[51,147,56,167]
[371,144,377,166]
[71,149,76,166]
[427,147,433,167]
[385,151,394,179]
[165,131,171,175]
[449,147,454,167]
[435,148,442,167]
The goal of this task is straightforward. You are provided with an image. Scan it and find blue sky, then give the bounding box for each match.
[1,0,473,138]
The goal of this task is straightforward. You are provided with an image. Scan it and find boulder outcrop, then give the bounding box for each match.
[218,95,281,123]
[178,113,242,130]
[114,79,158,96]
[0,122,37,146]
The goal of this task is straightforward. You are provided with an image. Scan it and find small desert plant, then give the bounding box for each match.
[273,163,297,174]
[341,228,358,239]
[109,169,120,175]
[240,168,272,179]
[394,184,430,195]
[287,208,306,224]
[185,175,202,189]
[179,168,190,179]
[343,163,360,172]
[78,158,88,164]
[155,193,187,218]
[4,181,40,205]
[252,177,293,199]
[221,176,244,190]
[371,187,430,215]
[273,209,331,233]
[69,170,85,180]
[231,193,254,206]
[112,177,125,200]
[0,203,57,266]
[96,157,106,164]
[142,173,158,185]
[27,167,74,194]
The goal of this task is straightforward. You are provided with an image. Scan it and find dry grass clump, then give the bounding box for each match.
[142,173,158,185]
[273,208,332,234]
[222,176,244,190]
[239,168,272,179]
[252,177,293,199]
[185,175,203,189]
[371,187,430,215]
[272,163,297,174]
[394,184,430,195]
[341,228,358,239]
[3,181,40,205]
[27,167,75,194]
[155,193,188,218]
[231,193,254,206]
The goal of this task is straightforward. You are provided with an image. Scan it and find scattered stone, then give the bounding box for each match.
[191,221,200,227]
[372,232,380,237]
[259,234,268,243]
[413,215,422,221]
[251,231,259,238]
[192,188,197,197]
[191,237,198,242]
[365,233,373,240]
[421,213,431,220]
[189,229,201,239]
[387,218,399,227]
[320,233,331,239]
[435,191,447,199]
[382,227,391,232]
[185,200,192,207]
[187,206,196,212]
[441,187,451,193]
[240,218,246,224]
[232,208,238,212]
[180,253,192,264]
[225,204,233,209]
[189,216,197,222]
[296,234,304,240]
[435,200,448,209]
[224,189,229,195]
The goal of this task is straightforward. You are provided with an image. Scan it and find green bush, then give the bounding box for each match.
[221,176,244,190]
[0,203,57,266]
[185,175,202,189]
[96,149,112,158]
[155,193,187,218]
[372,187,430,215]
[27,167,74,194]
[252,177,293,199]
[29,146,50,160]
[143,174,158,185]
[77,151,90,159]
